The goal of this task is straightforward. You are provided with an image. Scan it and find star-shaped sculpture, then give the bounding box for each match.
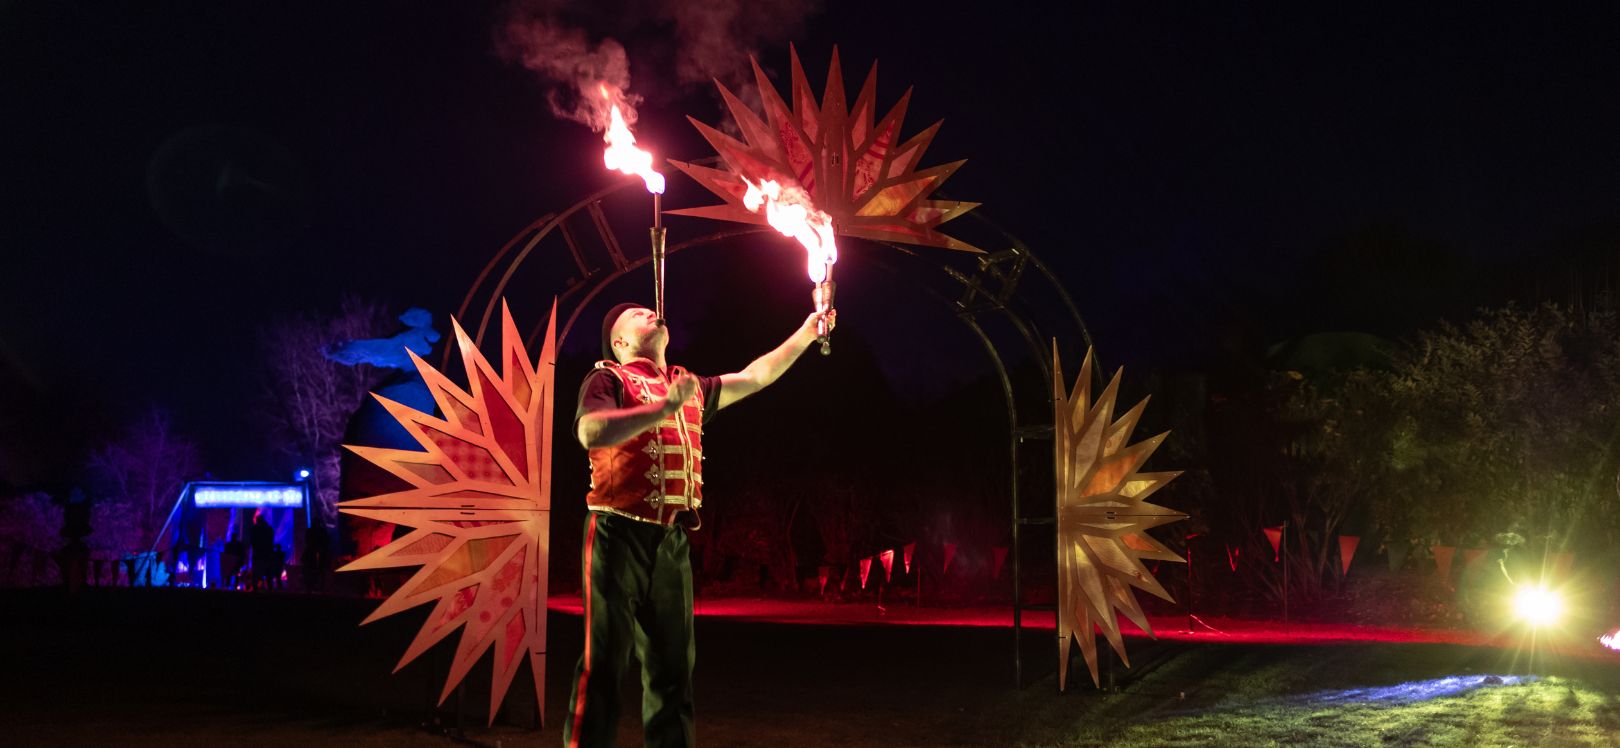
[667,46,983,253]
[1054,342,1187,689]
[339,300,556,725]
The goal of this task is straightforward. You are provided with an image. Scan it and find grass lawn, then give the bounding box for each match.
[1021,649,1620,747]
[1075,676,1616,747]
[2,588,1616,746]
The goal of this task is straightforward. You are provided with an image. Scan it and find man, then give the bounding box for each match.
[564,302,833,748]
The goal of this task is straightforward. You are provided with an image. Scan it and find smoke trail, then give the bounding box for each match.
[663,0,821,109]
[495,3,638,131]
[495,0,822,130]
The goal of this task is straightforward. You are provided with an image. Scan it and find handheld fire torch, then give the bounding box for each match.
[813,265,835,356]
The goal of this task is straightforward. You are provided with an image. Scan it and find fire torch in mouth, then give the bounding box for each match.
[741,177,838,355]
[601,89,668,325]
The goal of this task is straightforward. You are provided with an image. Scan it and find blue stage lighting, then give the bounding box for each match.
[192,483,306,508]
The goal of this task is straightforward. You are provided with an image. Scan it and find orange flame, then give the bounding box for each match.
[741,178,837,283]
[601,88,664,194]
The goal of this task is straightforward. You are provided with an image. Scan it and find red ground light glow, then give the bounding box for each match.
[546,595,1592,650]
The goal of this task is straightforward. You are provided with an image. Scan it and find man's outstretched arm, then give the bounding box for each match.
[715,309,835,411]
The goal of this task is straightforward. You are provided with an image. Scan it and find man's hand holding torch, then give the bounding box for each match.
[799,307,837,347]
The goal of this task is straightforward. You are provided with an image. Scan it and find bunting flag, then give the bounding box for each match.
[1338,535,1360,576]
[1432,545,1456,584]
[1263,526,1283,562]
[879,549,895,583]
[1225,544,1240,572]
[1462,548,1486,575]
[942,543,957,574]
[859,557,873,589]
[818,565,830,596]
[903,542,915,574]
[992,546,1008,580]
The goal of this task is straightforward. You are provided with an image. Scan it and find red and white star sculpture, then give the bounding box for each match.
[339,300,557,725]
[668,45,983,254]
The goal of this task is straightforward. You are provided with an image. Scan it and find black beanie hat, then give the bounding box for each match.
[601,302,643,360]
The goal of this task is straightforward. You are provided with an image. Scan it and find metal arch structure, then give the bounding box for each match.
[454,178,1097,688]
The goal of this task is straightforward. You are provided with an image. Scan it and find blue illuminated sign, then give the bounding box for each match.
[192,483,307,508]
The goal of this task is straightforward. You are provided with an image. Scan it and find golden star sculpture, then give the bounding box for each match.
[667,46,983,253]
[339,300,556,725]
[1054,342,1187,689]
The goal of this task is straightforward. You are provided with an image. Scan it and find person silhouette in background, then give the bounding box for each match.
[250,513,275,590]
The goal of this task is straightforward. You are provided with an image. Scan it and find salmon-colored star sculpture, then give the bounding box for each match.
[339,300,556,725]
[1054,342,1187,689]
[668,46,983,253]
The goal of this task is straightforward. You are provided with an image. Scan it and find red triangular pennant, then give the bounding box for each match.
[859,557,873,589]
[992,546,1008,580]
[903,542,915,574]
[880,549,895,583]
[1432,545,1455,583]
[1263,526,1283,562]
[1339,535,1360,577]
[942,543,957,574]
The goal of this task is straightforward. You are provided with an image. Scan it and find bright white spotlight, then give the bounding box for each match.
[296,468,311,480]
[1513,586,1564,627]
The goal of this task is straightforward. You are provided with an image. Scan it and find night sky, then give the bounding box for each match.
[6,1,1620,481]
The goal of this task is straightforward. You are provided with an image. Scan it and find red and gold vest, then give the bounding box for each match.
[584,359,705,525]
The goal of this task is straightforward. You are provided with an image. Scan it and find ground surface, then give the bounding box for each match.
[2,588,1617,747]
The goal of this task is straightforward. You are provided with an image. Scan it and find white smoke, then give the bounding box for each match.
[663,0,821,104]
[495,4,639,131]
[495,0,822,131]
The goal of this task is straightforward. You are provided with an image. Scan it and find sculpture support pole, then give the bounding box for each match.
[651,193,666,325]
[1282,520,1290,626]
[1185,537,1195,635]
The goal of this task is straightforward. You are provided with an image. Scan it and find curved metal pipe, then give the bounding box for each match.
[474,183,635,346]
[531,227,771,352]
[956,205,1097,365]
[446,214,550,370]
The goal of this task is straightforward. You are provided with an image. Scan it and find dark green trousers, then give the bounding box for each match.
[563,512,695,748]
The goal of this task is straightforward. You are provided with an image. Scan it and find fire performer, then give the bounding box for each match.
[564,301,835,747]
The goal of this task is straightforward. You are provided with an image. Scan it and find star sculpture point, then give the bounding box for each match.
[1054,342,1188,689]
